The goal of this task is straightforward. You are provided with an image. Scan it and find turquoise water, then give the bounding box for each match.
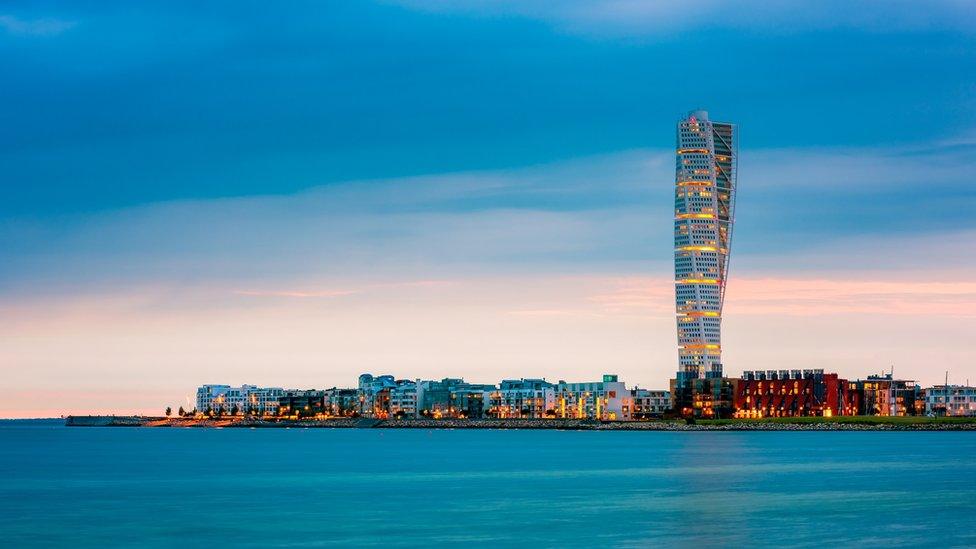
[1,420,974,547]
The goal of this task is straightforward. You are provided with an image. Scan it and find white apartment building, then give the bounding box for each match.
[487,379,556,419]
[358,373,397,418]
[925,385,976,416]
[195,384,285,416]
[555,375,634,420]
[390,379,419,418]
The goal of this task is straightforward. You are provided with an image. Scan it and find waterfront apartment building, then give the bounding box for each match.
[852,374,921,416]
[323,387,359,417]
[416,378,462,417]
[196,384,285,416]
[631,388,671,419]
[278,390,327,418]
[673,110,737,416]
[358,373,397,418]
[389,379,419,418]
[924,385,976,416]
[196,384,232,414]
[733,370,853,418]
[415,378,495,418]
[555,375,634,420]
[487,379,556,419]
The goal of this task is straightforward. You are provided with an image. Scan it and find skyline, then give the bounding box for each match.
[3,1,976,418]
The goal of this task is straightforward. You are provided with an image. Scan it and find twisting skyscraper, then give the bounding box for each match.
[673,110,736,407]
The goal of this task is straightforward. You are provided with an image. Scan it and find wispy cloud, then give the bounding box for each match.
[587,276,976,318]
[0,15,75,36]
[234,289,359,298]
[2,137,975,298]
[392,0,976,37]
[4,270,974,417]
[748,141,976,191]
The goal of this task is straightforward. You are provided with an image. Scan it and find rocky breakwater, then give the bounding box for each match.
[375,418,686,430]
[65,415,154,427]
[681,421,976,431]
[373,418,976,430]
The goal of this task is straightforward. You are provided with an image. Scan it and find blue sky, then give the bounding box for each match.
[2,1,976,416]
[4,1,974,215]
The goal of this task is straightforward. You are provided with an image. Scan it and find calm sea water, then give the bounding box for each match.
[1,420,974,548]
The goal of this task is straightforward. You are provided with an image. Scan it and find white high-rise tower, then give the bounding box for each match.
[673,110,736,390]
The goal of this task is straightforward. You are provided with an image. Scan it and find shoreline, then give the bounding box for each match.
[62,415,976,431]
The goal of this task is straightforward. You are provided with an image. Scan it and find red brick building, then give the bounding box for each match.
[733,370,856,418]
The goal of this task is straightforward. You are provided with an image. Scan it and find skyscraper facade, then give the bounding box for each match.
[673,110,736,401]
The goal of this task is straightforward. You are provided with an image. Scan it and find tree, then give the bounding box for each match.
[178,406,185,417]
[231,404,240,416]
[165,406,172,417]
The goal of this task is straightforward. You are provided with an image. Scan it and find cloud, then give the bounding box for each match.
[390,0,976,37]
[234,289,359,299]
[2,134,975,300]
[4,270,974,417]
[0,15,75,36]
[587,275,976,318]
[747,140,976,191]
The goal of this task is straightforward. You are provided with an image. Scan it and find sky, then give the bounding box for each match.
[2,1,975,417]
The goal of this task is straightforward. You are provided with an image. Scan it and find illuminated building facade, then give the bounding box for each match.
[925,385,976,416]
[358,373,397,418]
[631,388,671,419]
[195,384,285,416]
[672,110,736,416]
[851,374,922,416]
[733,370,853,418]
[416,378,493,418]
[670,377,734,418]
[555,374,634,420]
[389,379,419,418]
[323,387,359,417]
[487,379,555,419]
[278,390,327,418]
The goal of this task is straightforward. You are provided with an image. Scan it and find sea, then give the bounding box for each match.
[1,419,974,548]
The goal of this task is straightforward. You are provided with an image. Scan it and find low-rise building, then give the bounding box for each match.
[415,378,494,418]
[244,386,286,416]
[852,373,921,416]
[323,388,359,417]
[451,384,495,419]
[734,370,851,418]
[671,377,735,419]
[417,378,463,417]
[632,388,671,419]
[924,385,976,416]
[278,390,327,418]
[196,384,286,416]
[487,379,555,419]
[555,374,633,420]
[358,373,397,418]
[196,384,231,414]
[390,379,419,418]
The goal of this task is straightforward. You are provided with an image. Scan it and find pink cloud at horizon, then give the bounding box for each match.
[2,272,974,418]
[586,277,976,317]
